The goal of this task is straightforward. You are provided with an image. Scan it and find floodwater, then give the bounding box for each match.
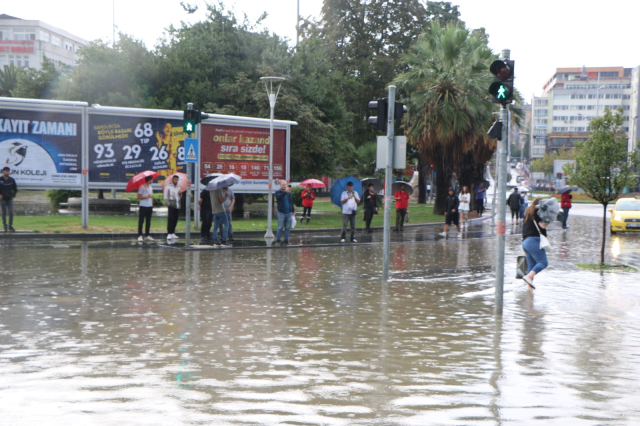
[1,214,639,425]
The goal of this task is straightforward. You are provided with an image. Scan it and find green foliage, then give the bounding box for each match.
[12,57,63,99]
[565,109,637,205]
[123,193,165,207]
[564,108,638,265]
[290,186,304,207]
[531,149,576,176]
[0,63,21,97]
[46,190,82,207]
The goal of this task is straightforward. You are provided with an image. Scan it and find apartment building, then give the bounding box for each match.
[530,66,638,158]
[0,13,87,70]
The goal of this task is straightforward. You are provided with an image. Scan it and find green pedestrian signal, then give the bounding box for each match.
[185,121,195,133]
[488,60,515,105]
[182,104,209,135]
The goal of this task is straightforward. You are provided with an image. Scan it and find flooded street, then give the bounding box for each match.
[1,214,639,425]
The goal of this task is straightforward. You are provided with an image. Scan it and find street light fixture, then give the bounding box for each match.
[260,76,286,240]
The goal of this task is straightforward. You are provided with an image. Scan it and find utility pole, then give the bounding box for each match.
[382,86,396,280]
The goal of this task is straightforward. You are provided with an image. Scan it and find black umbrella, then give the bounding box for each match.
[392,181,413,196]
[361,178,383,194]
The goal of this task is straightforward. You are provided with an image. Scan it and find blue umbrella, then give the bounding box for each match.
[330,176,363,208]
[557,185,577,194]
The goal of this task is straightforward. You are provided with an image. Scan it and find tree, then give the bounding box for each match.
[0,63,21,97]
[393,21,496,214]
[12,57,64,99]
[532,149,576,176]
[564,108,638,265]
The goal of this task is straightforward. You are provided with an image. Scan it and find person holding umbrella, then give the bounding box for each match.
[137,175,155,242]
[440,187,461,238]
[393,184,410,232]
[301,184,316,224]
[340,181,360,243]
[363,183,378,233]
[198,188,213,244]
[163,174,182,241]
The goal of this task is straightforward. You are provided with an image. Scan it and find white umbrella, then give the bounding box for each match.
[205,173,242,191]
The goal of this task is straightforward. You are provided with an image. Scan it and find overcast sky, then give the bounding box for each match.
[4,0,640,100]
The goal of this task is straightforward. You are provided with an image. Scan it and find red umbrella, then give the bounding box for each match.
[300,178,325,189]
[125,171,158,192]
[161,172,189,193]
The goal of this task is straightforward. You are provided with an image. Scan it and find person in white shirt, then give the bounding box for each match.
[458,185,471,228]
[340,181,360,243]
[137,176,155,242]
[163,175,181,241]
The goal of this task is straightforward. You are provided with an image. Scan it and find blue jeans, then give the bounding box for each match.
[277,212,292,242]
[562,207,570,228]
[213,212,228,243]
[226,210,233,238]
[522,237,549,274]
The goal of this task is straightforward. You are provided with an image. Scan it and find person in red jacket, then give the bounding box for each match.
[560,189,572,229]
[301,184,316,224]
[393,184,410,231]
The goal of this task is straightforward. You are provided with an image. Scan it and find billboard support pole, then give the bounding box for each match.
[81,105,89,228]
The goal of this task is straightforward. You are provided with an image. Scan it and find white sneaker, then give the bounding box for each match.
[138,236,144,242]
[351,239,357,243]
[341,239,346,243]
[457,233,462,238]
[171,233,179,239]
[145,236,154,242]
[439,232,447,237]
[167,235,172,241]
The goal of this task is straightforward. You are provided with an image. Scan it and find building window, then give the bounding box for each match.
[570,94,586,99]
[534,129,546,135]
[534,109,547,116]
[0,29,9,40]
[569,105,586,110]
[554,94,570,100]
[587,105,595,110]
[51,36,62,47]
[13,28,36,41]
[553,127,569,132]
[569,127,586,132]
[599,72,619,78]
[39,30,50,43]
[0,55,6,67]
[553,105,569,110]
[535,99,548,106]
[588,94,604,99]
[553,116,569,121]
[533,148,545,155]
[534,119,547,125]
[622,94,631,100]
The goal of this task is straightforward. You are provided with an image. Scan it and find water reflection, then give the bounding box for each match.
[0,215,639,424]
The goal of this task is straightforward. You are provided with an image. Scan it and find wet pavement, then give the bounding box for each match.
[1,212,639,425]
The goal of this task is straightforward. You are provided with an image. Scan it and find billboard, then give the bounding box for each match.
[0,108,82,187]
[88,114,188,184]
[200,124,288,192]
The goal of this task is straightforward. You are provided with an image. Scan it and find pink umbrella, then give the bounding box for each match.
[125,171,158,192]
[161,172,189,193]
[300,178,325,189]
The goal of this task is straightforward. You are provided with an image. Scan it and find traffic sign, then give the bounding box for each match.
[184,137,199,163]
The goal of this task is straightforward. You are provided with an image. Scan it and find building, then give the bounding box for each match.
[530,66,638,159]
[0,14,87,70]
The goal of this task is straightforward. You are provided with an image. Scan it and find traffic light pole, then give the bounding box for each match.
[495,47,510,314]
[382,86,396,280]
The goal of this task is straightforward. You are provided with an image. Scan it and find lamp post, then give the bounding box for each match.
[260,76,285,240]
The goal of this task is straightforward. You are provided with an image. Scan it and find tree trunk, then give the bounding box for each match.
[417,156,426,204]
[601,203,607,266]
[433,161,448,215]
[233,193,244,217]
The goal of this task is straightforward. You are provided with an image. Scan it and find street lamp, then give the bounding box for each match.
[260,76,285,240]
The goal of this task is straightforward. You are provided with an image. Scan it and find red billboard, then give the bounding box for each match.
[200,124,287,186]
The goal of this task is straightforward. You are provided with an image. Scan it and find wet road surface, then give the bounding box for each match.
[1,214,639,425]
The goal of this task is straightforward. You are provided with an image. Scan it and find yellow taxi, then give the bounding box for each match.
[609,196,640,234]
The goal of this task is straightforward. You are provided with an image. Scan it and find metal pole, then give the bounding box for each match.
[296,0,300,47]
[382,86,396,280]
[265,93,275,239]
[81,105,89,228]
[495,104,509,314]
[185,103,193,249]
[495,49,510,315]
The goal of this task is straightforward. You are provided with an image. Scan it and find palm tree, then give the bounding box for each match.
[393,22,496,214]
[0,63,20,97]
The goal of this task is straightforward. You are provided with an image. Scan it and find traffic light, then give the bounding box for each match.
[394,102,407,121]
[368,98,388,132]
[183,107,210,134]
[487,121,503,140]
[183,108,197,134]
[488,59,515,105]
